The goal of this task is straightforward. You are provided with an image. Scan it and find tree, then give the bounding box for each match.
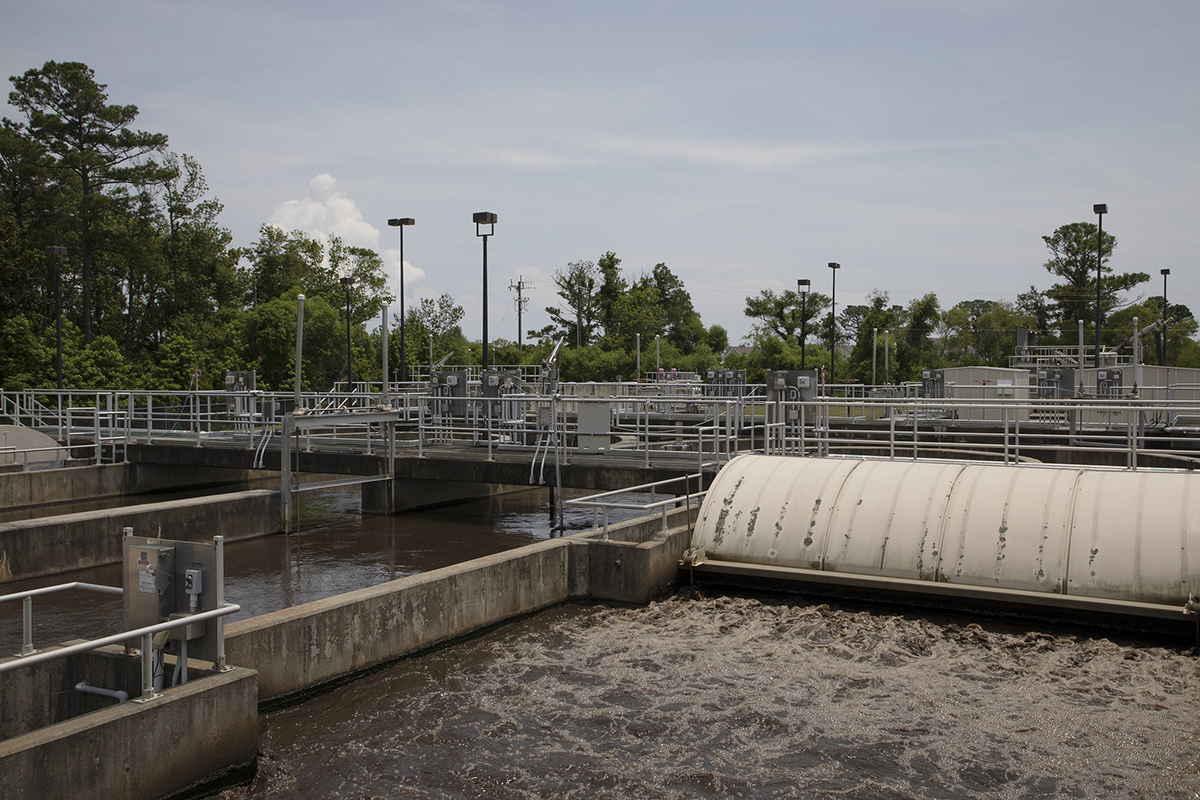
[1041,222,1148,337]
[596,251,625,337]
[744,289,830,345]
[538,260,599,347]
[651,263,705,352]
[399,293,466,370]
[7,61,169,341]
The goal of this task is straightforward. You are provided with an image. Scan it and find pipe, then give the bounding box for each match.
[75,681,129,704]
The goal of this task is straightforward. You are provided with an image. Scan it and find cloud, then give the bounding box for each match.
[592,136,946,170]
[267,174,380,250]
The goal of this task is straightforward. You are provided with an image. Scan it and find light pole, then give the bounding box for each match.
[828,263,840,388]
[340,276,354,387]
[1162,267,1171,365]
[1093,203,1107,369]
[797,279,810,371]
[387,217,415,383]
[474,212,497,371]
[45,246,66,390]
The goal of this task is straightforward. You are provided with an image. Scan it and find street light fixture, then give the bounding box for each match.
[474,212,497,371]
[340,276,354,387]
[44,246,66,390]
[387,218,415,383]
[797,279,810,371]
[828,263,840,389]
[1093,203,1107,369]
[1162,267,1171,365]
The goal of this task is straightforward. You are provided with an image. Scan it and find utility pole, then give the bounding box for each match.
[509,277,528,354]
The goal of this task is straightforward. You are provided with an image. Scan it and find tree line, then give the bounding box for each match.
[1,61,1195,392]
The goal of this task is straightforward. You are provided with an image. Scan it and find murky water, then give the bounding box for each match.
[0,486,642,655]
[216,590,1200,800]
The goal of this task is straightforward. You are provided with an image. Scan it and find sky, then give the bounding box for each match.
[2,1,1197,348]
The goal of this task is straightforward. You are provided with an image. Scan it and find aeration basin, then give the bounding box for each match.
[689,455,1200,621]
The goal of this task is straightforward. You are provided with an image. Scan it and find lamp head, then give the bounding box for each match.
[1093,203,1107,215]
[44,246,66,256]
[340,277,353,287]
[473,212,498,225]
[388,218,415,227]
[797,279,810,294]
[1162,268,1171,276]
[828,262,840,270]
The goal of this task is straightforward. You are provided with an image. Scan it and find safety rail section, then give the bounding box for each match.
[7,388,1200,473]
[565,473,708,540]
[0,584,240,702]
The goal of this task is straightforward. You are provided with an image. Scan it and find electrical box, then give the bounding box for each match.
[122,533,224,663]
[765,370,818,404]
[1037,368,1076,400]
[125,543,176,629]
[922,369,945,399]
[432,370,469,416]
[1097,369,1124,398]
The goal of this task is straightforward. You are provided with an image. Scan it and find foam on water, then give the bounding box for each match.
[218,590,1200,799]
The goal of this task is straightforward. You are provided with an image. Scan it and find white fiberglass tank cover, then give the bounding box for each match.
[693,455,1200,607]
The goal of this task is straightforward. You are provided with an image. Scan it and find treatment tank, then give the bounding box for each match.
[691,455,1200,610]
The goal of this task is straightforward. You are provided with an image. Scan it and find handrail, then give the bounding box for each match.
[566,473,706,540]
[0,602,241,702]
[0,581,124,657]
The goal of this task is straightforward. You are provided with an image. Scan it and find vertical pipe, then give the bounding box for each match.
[381,302,389,405]
[1095,211,1103,369]
[399,224,407,383]
[214,535,226,672]
[141,632,155,701]
[636,333,641,387]
[482,234,489,372]
[294,294,305,404]
[1079,319,1086,392]
[22,595,34,655]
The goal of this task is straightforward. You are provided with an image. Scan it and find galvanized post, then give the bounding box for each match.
[214,535,227,671]
[281,414,293,532]
[141,632,155,701]
[21,595,34,656]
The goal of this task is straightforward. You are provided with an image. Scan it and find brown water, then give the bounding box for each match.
[216,591,1200,800]
[0,486,639,655]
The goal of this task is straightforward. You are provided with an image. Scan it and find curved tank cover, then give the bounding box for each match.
[693,455,1200,607]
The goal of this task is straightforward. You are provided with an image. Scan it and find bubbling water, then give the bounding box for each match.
[218,590,1200,799]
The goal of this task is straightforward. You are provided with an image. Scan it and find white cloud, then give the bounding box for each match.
[267,174,380,251]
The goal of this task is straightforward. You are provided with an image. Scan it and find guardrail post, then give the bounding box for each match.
[140,632,155,701]
[21,595,34,656]
[215,535,227,671]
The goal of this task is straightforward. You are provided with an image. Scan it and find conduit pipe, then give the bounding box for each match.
[75,681,129,704]
[690,455,1200,613]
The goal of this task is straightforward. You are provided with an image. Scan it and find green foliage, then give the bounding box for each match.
[1042,221,1148,335]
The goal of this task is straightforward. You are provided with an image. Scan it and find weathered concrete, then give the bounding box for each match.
[0,654,257,800]
[0,490,280,584]
[0,460,271,511]
[224,537,575,700]
[225,504,695,702]
[0,643,143,740]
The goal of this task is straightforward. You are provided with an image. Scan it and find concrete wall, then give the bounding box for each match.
[225,538,575,700]
[0,463,130,510]
[0,490,280,584]
[225,504,696,701]
[0,658,257,800]
[0,461,272,511]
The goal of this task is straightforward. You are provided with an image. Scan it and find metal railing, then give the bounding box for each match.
[0,582,123,657]
[7,386,1200,474]
[565,473,708,540]
[0,601,240,701]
